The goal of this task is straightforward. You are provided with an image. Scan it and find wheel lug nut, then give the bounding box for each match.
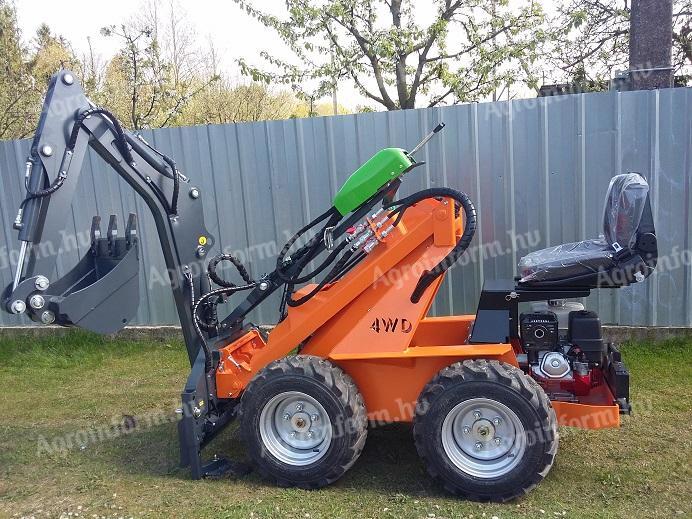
[307,430,314,439]
[494,437,502,445]
[493,417,501,426]
[296,403,304,411]
[462,426,471,434]
[289,431,296,438]
[283,413,291,420]
[474,442,483,451]
[473,411,482,420]
[311,414,319,422]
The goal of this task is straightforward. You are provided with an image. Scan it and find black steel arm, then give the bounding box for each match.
[1,70,236,479]
[2,70,215,367]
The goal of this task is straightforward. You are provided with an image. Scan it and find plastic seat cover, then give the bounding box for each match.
[519,173,650,284]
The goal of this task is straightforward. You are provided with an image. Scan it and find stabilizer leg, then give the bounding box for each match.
[177,349,251,479]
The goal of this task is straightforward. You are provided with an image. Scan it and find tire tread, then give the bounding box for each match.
[413,359,558,502]
[239,355,367,489]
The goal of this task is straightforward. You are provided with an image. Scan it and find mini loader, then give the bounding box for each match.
[2,71,657,501]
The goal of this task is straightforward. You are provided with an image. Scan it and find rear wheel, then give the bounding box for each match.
[239,355,367,488]
[413,359,558,501]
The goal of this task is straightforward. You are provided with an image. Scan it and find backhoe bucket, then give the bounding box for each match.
[44,214,140,334]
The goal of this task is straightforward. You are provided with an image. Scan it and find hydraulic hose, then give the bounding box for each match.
[67,108,181,215]
[275,207,341,284]
[189,253,259,371]
[208,253,254,287]
[385,188,477,303]
[124,133,182,214]
[18,108,134,211]
[68,108,134,164]
[192,282,257,371]
[286,246,356,307]
[283,188,477,307]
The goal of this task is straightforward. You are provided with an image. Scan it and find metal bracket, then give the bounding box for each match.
[200,457,252,479]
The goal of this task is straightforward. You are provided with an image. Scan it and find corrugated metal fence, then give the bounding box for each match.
[1,88,690,327]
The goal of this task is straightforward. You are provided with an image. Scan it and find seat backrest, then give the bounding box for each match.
[602,173,651,250]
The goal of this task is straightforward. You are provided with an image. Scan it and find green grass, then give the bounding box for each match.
[0,331,690,519]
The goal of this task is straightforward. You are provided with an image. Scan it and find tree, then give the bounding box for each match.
[0,0,37,139]
[179,79,300,125]
[99,22,216,129]
[0,4,86,139]
[144,0,204,90]
[76,36,108,97]
[99,0,220,130]
[551,0,691,85]
[29,24,79,87]
[233,0,547,110]
[672,1,692,71]
[0,0,353,140]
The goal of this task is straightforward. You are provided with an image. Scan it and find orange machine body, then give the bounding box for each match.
[216,198,621,430]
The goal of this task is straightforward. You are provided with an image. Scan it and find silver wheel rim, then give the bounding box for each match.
[259,391,332,466]
[441,397,527,478]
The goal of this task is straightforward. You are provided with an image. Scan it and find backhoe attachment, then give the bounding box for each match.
[2,70,223,479]
[3,70,214,351]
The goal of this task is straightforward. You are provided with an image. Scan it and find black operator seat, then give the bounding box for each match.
[517,173,658,288]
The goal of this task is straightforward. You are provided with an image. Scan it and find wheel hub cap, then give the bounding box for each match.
[291,412,311,432]
[259,391,332,466]
[441,398,527,478]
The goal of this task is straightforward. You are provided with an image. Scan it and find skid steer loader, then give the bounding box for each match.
[2,71,657,501]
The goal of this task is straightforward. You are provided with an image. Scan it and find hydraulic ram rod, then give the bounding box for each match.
[12,241,29,291]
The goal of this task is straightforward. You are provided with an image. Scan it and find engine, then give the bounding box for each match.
[520,304,607,400]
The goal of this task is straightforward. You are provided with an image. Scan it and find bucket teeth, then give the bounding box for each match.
[107,215,118,253]
[108,215,118,238]
[126,213,138,249]
[89,215,137,257]
[90,216,102,242]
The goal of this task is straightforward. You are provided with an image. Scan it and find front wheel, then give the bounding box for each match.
[239,355,367,488]
[413,359,558,501]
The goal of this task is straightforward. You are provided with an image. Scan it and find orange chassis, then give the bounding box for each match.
[216,197,621,430]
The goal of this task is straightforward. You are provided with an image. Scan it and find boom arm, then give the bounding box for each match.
[3,70,215,365]
[1,71,238,478]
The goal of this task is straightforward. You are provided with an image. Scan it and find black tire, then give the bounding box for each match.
[239,355,367,488]
[413,359,558,502]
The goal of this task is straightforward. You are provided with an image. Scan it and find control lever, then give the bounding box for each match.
[408,122,445,158]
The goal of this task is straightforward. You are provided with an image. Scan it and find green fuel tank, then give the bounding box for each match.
[332,148,413,216]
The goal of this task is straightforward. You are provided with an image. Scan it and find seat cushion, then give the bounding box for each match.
[518,238,616,284]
